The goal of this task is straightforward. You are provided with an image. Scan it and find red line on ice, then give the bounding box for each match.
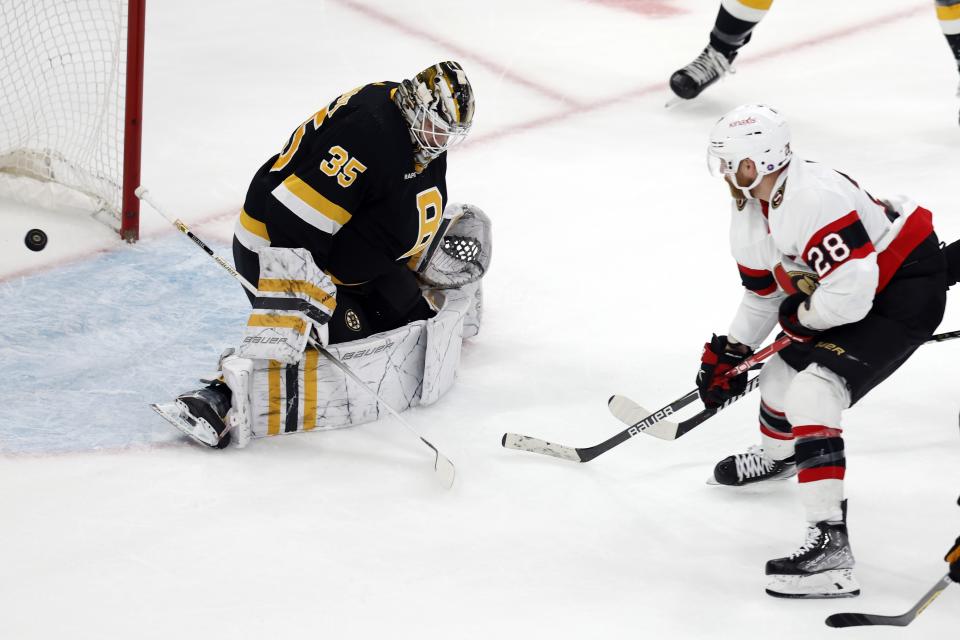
[0,4,930,279]
[331,0,586,108]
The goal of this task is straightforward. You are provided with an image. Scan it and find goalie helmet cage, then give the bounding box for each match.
[0,0,146,241]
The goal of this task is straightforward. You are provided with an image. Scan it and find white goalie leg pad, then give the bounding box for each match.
[461,283,482,339]
[221,354,254,448]
[239,247,336,363]
[758,354,798,460]
[247,324,425,436]
[420,282,478,405]
[242,281,478,438]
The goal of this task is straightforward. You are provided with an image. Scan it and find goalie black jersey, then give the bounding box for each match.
[240,82,448,286]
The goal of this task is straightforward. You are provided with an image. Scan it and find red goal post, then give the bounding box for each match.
[0,0,146,241]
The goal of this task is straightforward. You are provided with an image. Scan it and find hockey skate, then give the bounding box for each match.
[765,504,860,599]
[152,381,233,449]
[669,45,735,101]
[708,445,796,486]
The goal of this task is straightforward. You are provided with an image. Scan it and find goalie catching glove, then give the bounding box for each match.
[696,334,753,409]
[415,203,492,289]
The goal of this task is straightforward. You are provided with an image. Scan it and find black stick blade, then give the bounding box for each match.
[825,612,910,628]
[825,613,874,628]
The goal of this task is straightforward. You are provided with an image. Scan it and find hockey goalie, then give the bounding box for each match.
[152,61,491,448]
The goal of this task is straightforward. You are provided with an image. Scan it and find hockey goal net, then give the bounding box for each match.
[0,0,145,241]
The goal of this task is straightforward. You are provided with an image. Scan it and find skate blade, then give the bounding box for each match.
[766,569,861,599]
[665,96,688,109]
[151,402,220,447]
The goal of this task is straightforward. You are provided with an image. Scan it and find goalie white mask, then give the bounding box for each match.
[394,61,475,169]
[707,104,791,198]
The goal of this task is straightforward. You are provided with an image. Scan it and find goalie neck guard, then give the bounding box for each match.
[707,104,791,198]
[393,61,475,170]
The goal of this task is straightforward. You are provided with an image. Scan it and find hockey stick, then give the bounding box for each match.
[136,187,456,489]
[500,336,792,463]
[609,327,960,442]
[825,574,953,628]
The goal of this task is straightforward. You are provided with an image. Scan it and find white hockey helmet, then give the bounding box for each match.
[706,104,791,196]
[394,61,475,165]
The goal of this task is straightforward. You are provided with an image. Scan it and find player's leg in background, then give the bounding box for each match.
[711,354,798,485]
[670,0,774,100]
[935,0,960,124]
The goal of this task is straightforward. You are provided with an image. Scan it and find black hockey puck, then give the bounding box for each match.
[25,228,47,251]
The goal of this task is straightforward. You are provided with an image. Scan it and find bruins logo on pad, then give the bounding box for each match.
[345,309,362,332]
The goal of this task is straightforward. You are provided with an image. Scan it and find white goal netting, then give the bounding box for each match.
[0,0,132,231]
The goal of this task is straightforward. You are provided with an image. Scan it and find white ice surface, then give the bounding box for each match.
[1,1,959,638]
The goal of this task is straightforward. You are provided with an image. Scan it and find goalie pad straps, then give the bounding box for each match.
[418,203,492,289]
[239,247,337,363]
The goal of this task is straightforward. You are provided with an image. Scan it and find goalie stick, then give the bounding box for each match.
[609,327,960,442]
[824,574,953,628]
[136,187,456,489]
[500,336,791,463]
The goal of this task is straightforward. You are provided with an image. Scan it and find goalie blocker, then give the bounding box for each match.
[155,203,489,447]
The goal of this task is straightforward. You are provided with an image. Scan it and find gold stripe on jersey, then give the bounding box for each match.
[938,3,960,20]
[258,278,337,312]
[268,360,282,436]
[247,313,308,335]
[736,0,773,10]
[240,209,270,240]
[937,2,960,33]
[302,349,319,431]
[324,271,368,287]
[234,211,271,251]
[271,174,352,234]
[721,0,771,21]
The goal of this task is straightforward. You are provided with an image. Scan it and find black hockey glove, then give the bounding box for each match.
[696,334,753,410]
[947,536,960,583]
[778,293,820,343]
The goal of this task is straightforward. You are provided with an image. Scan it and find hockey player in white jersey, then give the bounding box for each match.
[696,104,948,598]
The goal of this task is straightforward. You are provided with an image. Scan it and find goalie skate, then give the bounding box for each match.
[151,401,222,447]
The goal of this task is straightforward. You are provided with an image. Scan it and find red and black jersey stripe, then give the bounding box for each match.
[737,264,777,296]
[802,211,875,279]
[876,207,934,292]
